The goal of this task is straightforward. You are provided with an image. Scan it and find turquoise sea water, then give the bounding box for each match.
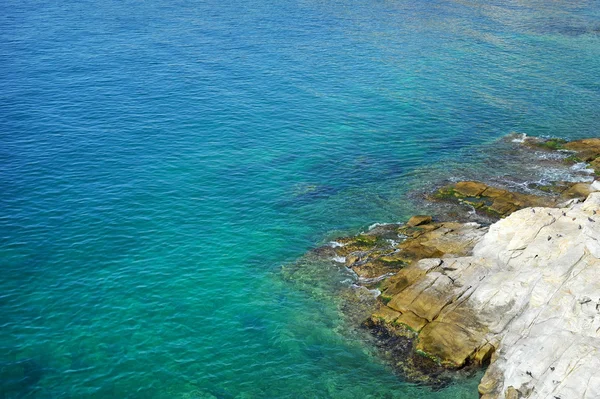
[2,0,600,397]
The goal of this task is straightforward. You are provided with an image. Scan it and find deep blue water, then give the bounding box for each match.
[1,0,599,397]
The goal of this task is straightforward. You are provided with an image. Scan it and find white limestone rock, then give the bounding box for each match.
[472,192,600,398]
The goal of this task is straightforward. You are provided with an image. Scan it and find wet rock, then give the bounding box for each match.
[432,180,572,218]
[363,317,467,388]
[301,135,600,394]
[522,137,567,151]
[395,222,486,261]
[523,136,600,176]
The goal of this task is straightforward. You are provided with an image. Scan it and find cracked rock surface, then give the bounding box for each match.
[375,192,600,398]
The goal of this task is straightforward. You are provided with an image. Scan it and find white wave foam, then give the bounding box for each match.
[511,133,527,143]
[328,241,345,248]
[571,162,594,175]
[368,222,390,230]
[332,256,346,263]
[358,272,396,285]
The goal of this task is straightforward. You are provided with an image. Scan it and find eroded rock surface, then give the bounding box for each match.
[372,192,600,399]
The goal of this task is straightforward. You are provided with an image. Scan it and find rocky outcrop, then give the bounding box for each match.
[432,180,594,219]
[524,137,600,176]
[331,219,486,280]
[302,136,600,396]
[370,192,600,398]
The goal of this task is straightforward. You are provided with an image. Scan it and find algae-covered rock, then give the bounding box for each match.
[371,306,400,323]
[523,136,600,175]
[563,138,600,161]
[432,180,560,218]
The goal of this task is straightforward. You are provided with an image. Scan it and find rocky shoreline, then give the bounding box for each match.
[310,137,600,398]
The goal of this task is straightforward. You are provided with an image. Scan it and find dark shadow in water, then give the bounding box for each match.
[0,358,45,398]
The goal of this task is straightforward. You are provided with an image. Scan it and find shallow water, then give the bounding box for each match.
[1,0,599,397]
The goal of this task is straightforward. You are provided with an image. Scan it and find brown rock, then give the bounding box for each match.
[395,310,428,332]
[563,138,600,161]
[389,275,458,321]
[416,321,483,368]
[454,181,488,197]
[590,157,600,175]
[562,182,592,199]
[481,186,507,198]
[433,181,557,218]
[490,196,519,216]
[380,266,429,297]
[473,342,495,366]
[345,253,361,266]
[371,306,401,323]
[479,365,503,396]
[407,215,433,227]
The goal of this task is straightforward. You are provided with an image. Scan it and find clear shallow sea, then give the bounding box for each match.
[1,0,599,397]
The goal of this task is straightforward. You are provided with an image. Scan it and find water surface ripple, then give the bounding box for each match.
[1,0,599,397]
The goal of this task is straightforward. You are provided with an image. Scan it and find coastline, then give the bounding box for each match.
[304,136,600,398]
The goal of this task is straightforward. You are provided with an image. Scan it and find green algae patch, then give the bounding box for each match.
[415,348,442,366]
[563,154,583,165]
[537,138,567,150]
